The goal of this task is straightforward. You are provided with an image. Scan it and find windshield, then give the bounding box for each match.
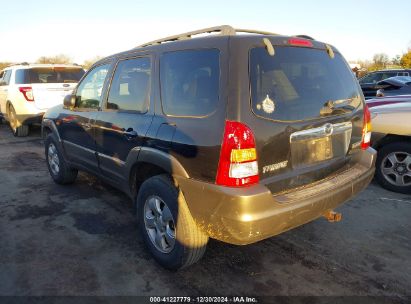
[250,47,362,121]
[15,68,85,84]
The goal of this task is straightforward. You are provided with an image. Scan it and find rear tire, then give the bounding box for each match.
[45,134,78,184]
[8,104,29,137]
[137,174,208,270]
[375,141,411,194]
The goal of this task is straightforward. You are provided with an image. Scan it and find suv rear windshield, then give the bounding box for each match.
[15,68,85,84]
[250,47,361,122]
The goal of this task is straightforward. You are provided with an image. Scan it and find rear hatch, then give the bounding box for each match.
[27,67,85,110]
[246,39,365,194]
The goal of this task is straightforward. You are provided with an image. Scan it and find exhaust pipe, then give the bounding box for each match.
[323,210,342,222]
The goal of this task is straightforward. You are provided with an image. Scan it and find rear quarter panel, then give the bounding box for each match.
[371,111,411,136]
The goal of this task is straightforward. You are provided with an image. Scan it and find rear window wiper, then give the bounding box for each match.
[320,98,353,116]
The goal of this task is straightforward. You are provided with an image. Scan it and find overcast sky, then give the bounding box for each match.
[0,0,410,64]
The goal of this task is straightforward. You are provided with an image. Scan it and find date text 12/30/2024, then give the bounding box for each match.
[150,297,258,303]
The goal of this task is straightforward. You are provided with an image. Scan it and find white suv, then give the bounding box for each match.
[0,63,85,136]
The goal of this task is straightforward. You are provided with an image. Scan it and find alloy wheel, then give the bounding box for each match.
[9,107,17,132]
[47,143,60,176]
[143,195,176,253]
[381,151,411,187]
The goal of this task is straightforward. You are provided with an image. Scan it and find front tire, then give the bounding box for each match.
[137,174,209,270]
[375,141,411,194]
[8,104,29,137]
[45,134,78,184]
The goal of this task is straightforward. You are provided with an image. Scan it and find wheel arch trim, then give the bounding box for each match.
[42,118,62,142]
[125,147,190,179]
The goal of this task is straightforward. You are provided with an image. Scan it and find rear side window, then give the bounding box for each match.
[106,57,151,112]
[360,72,397,84]
[250,47,361,122]
[19,68,85,84]
[15,69,28,84]
[160,49,220,117]
[2,70,12,85]
[359,73,379,84]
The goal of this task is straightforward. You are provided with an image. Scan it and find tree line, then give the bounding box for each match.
[351,49,411,77]
[0,54,102,71]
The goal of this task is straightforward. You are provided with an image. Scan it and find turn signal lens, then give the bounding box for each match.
[361,105,372,150]
[230,148,257,163]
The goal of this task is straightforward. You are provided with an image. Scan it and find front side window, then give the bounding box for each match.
[106,57,151,112]
[160,49,220,117]
[76,64,110,109]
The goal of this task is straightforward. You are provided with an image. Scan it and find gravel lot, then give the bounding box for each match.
[0,122,410,300]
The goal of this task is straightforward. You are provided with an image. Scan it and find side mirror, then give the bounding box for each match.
[63,94,76,109]
[376,89,384,97]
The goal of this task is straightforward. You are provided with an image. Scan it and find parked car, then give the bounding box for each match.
[366,94,411,108]
[375,76,411,97]
[42,25,376,270]
[0,63,85,136]
[359,69,411,99]
[370,102,411,193]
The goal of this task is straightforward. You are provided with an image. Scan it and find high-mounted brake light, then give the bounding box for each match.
[288,38,313,47]
[19,87,34,102]
[361,105,372,150]
[216,121,259,187]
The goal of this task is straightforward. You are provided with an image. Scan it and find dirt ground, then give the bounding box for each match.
[0,122,410,301]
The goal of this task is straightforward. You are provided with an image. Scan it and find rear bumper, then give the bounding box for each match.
[16,113,44,125]
[9,100,45,124]
[176,148,376,245]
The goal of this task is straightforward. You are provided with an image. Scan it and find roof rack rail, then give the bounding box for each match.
[137,25,277,48]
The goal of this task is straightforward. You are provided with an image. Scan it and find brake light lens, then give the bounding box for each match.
[19,87,34,102]
[216,121,259,187]
[361,105,372,150]
[288,38,313,47]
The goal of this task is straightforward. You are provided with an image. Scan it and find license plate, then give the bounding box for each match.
[291,136,333,166]
[289,122,352,168]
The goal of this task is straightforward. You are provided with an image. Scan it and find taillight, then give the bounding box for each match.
[288,38,313,47]
[19,87,34,102]
[361,105,372,150]
[216,121,259,187]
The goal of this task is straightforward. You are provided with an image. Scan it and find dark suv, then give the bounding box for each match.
[359,69,411,99]
[42,26,376,270]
